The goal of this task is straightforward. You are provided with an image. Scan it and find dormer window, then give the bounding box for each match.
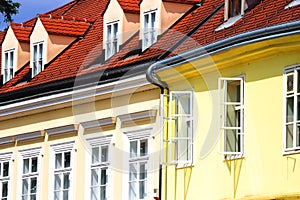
[32,42,44,77]
[3,49,14,83]
[143,10,157,50]
[106,21,119,59]
[228,0,242,18]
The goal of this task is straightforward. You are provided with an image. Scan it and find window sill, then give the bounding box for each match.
[215,15,242,31]
[223,154,244,161]
[176,162,193,169]
[283,149,300,156]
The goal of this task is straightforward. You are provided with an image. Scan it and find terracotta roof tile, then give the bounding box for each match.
[10,23,33,43]
[162,0,200,4]
[1,0,300,99]
[118,0,140,13]
[38,14,92,37]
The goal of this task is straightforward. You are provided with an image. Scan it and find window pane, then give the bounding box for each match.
[177,138,188,161]
[3,162,9,177]
[63,173,70,189]
[140,163,147,180]
[2,182,8,198]
[129,163,137,181]
[33,45,37,61]
[63,190,68,200]
[225,129,241,153]
[30,195,36,200]
[151,12,156,28]
[226,105,240,128]
[9,51,13,67]
[113,23,118,38]
[30,178,37,193]
[286,97,294,123]
[54,174,61,190]
[100,168,107,185]
[100,186,106,200]
[23,159,29,174]
[227,80,241,103]
[286,124,293,149]
[92,147,99,164]
[22,179,29,195]
[140,140,148,156]
[101,146,108,162]
[297,123,300,147]
[31,157,38,173]
[54,191,60,200]
[55,153,62,169]
[91,169,99,186]
[64,152,71,168]
[144,14,149,29]
[139,180,146,199]
[129,182,136,200]
[130,141,137,158]
[91,187,98,200]
[173,93,191,115]
[38,44,43,59]
[107,25,111,40]
[4,53,8,68]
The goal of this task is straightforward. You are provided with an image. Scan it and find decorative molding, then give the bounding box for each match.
[124,128,153,140]
[86,134,113,147]
[81,117,116,129]
[50,141,75,152]
[45,124,78,136]
[19,147,42,158]
[0,152,13,162]
[118,110,157,122]
[0,137,14,145]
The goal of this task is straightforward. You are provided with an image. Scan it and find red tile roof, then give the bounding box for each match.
[38,14,93,37]
[0,0,299,101]
[162,0,200,4]
[10,23,33,43]
[118,0,140,13]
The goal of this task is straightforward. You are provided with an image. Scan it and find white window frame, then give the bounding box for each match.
[124,128,152,200]
[50,141,75,200]
[3,49,15,83]
[225,0,245,20]
[32,42,44,77]
[129,138,149,200]
[283,66,300,152]
[19,147,42,200]
[218,77,244,158]
[143,9,157,50]
[105,21,119,60]
[165,91,194,167]
[86,135,112,200]
[0,152,13,200]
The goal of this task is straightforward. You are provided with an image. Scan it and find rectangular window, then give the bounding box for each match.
[22,157,38,200]
[167,91,193,165]
[284,68,300,152]
[3,49,14,83]
[33,42,44,76]
[129,139,148,200]
[143,10,157,50]
[228,0,242,18]
[106,22,119,59]
[90,146,109,200]
[0,161,9,200]
[219,77,244,157]
[54,152,71,200]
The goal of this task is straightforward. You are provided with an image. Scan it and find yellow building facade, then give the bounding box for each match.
[148,20,300,200]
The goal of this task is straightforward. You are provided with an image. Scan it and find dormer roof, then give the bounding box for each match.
[37,14,93,37]
[117,0,140,13]
[10,23,33,43]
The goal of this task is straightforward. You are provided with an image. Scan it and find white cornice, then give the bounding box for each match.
[0,74,157,120]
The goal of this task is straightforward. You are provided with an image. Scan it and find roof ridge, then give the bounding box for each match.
[38,14,93,23]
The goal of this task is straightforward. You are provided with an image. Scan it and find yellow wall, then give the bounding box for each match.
[161,37,300,199]
[0,88,161,200]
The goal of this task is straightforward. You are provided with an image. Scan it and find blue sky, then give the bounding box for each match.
[0,0,71,30]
